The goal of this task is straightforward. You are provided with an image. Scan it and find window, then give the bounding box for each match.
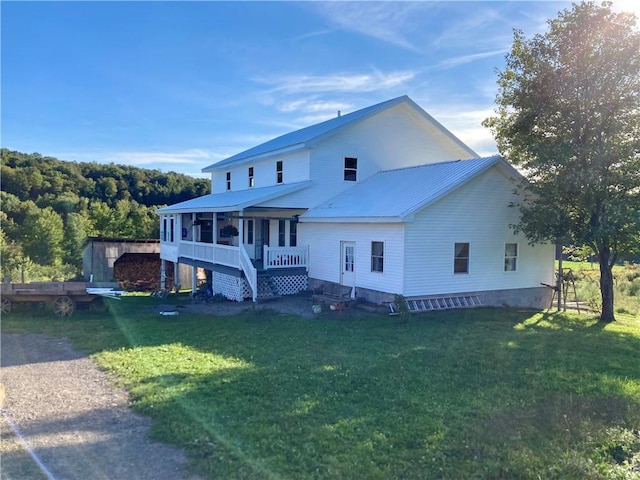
[248,167,254,187]
[504,243,518,271]
[454,243,469,274]
[344,157,357,181]
[278,220,286,246]
[226,172,231,190]
[246,219,254,244]
[162,218,167,241]
[276,161,283,184]
[371,241,384,272]
[169,217,175,242]
[289,219,297,247]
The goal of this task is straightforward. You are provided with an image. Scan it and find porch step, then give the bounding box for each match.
[256,274,279,300]
[388,295,482,314]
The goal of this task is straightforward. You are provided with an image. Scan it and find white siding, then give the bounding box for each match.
[403,167,555,296]
[211,150,310,193]
[300,222,405,294]
[269,104,476,210]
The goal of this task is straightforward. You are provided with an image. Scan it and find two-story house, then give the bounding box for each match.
[157,95,554,309]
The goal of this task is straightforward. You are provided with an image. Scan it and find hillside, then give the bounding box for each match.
[0,149,210,281]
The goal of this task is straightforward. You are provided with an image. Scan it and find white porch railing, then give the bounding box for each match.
[264,245,309,270]
[239,244,257,302]
[178,241,239,268]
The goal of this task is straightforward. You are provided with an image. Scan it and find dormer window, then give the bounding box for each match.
[226,172,231,191]
[276,161,283,184]
[248,167,254,187]
[344,157,357,181]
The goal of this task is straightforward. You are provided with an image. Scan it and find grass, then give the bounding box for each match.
[3,295,640,479]
[558,261,640,317]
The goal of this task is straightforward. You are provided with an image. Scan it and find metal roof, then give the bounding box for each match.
[300,156,515,223]
[156,181,310,214]
[202,95,477,172]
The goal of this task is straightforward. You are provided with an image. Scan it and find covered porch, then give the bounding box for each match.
[156,182,310,302]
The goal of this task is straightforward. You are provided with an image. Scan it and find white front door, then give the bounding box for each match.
[340,241,356,287]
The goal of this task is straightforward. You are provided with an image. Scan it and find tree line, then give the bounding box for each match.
[0,149,210,282]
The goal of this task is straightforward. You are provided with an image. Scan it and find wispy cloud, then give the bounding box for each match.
[308,2,431,52]
[435,49,508,70]
[255,70,416,95]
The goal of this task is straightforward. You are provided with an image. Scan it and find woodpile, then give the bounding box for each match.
[113,253,175,291]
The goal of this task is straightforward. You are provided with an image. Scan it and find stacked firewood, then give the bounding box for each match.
[113,253,175,291]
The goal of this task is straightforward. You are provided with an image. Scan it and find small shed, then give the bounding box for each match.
[82,237,195,290]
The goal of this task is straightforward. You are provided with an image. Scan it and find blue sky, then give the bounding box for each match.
[2,1,638,178]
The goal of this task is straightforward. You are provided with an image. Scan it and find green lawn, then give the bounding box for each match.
[558,261,640,317]
[3,296,640,479]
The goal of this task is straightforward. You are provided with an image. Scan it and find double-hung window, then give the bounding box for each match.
[371,241,384,272]
[504,243,518,271]
[278,220,286,246]
[454,243,469,274]
[276,161,283,184]
[226,172,231,191]
[248,167,254,187]
[289,220,297,247]
[344,157,357,181]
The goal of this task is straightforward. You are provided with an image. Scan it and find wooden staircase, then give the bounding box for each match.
[256,272,279,301]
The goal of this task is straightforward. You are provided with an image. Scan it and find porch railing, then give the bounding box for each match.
[178,241,239,268]
[239,244,257,302]
[264,245,309,270]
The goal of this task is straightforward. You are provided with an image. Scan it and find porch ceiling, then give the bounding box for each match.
[156,181,310,215]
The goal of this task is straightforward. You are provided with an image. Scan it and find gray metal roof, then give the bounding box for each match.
[300,156,515,222]
[156,181,310,214]
[203,95,477,172]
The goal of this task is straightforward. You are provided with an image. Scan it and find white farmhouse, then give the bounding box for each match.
[157,96,554,309]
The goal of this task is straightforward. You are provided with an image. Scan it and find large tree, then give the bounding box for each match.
[484,1,640,323]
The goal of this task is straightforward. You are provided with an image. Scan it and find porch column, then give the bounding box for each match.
[191,265,197,294]
[160,259,166,290]
[212,211,217,246]
[174,261,180,292]
[238,210,244,248]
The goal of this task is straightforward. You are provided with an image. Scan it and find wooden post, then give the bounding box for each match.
[556,243,563,312]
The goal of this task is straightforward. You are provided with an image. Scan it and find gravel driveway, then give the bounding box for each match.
[0,333,202,480]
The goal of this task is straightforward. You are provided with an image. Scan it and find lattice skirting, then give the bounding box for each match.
[271,274,308,296]
[212,272,244,302]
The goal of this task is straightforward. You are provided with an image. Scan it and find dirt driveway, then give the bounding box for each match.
[0,333,203,480]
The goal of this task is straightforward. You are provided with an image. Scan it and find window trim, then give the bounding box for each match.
[454,242,470,274]
[276,160,283,184]
[371,241,384,273]
[504,242,518,272]
[344,157,357,182]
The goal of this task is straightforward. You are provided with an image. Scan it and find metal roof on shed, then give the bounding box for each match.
[300,156,515,223]
[156,181,310,214]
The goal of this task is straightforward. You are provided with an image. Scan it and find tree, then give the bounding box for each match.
[22,206,65,266]
[483,1,640,323]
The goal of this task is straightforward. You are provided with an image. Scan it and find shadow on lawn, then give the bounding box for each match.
[110,307,640,479]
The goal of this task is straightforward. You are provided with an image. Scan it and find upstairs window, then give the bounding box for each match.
[248,167,254,187]
[344,157,357,181]
[454,243,469,274]
[276,161,283,184]
[504,243,518,271]
[226,172,231,191]
[371,241,384,272]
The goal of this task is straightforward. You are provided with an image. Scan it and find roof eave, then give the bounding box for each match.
[202,143,308,172]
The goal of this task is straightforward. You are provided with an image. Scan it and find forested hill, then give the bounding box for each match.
[0,149,210,282]
[1,149,210,207]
